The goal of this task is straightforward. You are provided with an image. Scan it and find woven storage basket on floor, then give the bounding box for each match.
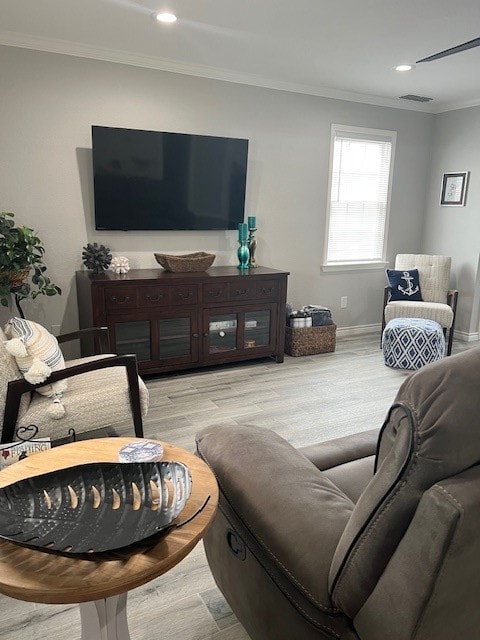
[154,252,216,272]
[285,324,336,357]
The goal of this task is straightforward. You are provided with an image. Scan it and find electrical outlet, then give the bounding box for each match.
[340,296,348,309]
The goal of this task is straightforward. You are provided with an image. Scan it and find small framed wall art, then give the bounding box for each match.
[440,171,469,206]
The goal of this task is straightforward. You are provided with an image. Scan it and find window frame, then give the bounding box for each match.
[322,124,397,272]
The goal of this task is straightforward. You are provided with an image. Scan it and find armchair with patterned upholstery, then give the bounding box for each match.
[382,254,458,355]
[0,325,148,444]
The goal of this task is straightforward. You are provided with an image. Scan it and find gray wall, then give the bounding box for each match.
[0,45,433,334]
[422,106,480,337]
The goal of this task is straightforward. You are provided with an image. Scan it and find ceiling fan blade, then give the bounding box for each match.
[417,36,480,63]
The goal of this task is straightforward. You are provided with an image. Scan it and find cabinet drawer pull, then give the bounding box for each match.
[146,294,163,302]
[207,290,222,297]
[192,333,199,339]
[234,288,248,296]
[177,291,194,300]
[111,295,131,304]
[203,332,209,338]
[260,287,274,295]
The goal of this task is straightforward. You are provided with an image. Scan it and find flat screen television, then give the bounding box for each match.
[92,125,249,231]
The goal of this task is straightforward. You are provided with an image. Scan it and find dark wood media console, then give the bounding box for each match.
[76,266,289,375]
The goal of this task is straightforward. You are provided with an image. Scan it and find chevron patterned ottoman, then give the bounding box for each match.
[382,317,446,370]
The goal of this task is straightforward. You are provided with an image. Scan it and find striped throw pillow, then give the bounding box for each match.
[4,318,67,399]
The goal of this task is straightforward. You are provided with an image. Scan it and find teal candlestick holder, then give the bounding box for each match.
[237,240,250,270]
[248,226,257,268]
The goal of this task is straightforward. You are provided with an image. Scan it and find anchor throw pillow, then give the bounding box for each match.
[386,269,423,302]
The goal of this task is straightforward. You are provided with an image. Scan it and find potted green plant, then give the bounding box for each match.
[0,211,61,317]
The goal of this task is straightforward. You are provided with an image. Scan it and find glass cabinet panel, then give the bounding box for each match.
[244,310,271,348]
[158,317,191,359]
[114,320,151,361]
[208,313,237,354]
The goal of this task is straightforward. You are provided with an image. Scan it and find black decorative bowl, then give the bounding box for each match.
[0,461,191,555]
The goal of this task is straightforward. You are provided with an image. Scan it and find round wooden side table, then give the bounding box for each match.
[0,437,218,640]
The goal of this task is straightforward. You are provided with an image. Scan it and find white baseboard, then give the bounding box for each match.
[336,323,382,338]
[335,324,479,343]
[454,330,479,343]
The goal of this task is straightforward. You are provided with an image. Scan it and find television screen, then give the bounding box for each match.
[92,126,249,231]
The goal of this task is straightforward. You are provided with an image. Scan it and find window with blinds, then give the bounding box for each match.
[324,125,396,267]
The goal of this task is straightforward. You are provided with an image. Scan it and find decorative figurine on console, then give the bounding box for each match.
[82,242,112,273]
[247,216,257,268]
[237,223,250,270]
[110,256,130,274]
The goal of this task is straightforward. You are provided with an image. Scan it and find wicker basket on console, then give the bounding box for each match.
[154,252,216,272]
[285,324,336,357]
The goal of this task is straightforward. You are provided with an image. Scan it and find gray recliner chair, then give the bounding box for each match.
[196,347,480,639]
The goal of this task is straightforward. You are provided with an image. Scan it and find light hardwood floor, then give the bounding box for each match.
[0,335,475,640]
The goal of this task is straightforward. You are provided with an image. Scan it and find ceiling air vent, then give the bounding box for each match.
[399,94,433,102]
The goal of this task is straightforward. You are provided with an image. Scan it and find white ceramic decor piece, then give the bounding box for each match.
[110,256,130,274]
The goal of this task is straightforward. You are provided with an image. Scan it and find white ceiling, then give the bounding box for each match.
[1,0,480,113]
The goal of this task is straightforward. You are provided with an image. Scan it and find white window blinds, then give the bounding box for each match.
[325,126,396,266]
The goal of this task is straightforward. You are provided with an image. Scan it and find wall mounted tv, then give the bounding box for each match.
[92,125,249,231]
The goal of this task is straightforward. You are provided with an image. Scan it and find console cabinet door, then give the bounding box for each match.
[108,310,199,372]
[110,317,152,363]
[156,311,200,366]
[203,304,277,362]
[205,311,239,357]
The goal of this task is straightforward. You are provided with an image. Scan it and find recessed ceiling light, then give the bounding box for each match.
[156,12,177,23]
[395,64,414,72]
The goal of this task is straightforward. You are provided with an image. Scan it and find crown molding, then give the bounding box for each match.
[432,96,480,114]
[0,30,439,114]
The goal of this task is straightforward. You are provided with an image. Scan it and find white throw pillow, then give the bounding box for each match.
[4,318,67,418]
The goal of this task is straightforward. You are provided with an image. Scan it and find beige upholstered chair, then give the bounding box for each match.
[0,326,148,443]
[382,254,458,355]
[197,347,480,640]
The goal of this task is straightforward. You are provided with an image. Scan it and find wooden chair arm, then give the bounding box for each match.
[383,285,392,306]
[57,327,110,354]
[2,380,27,444]
[447,289,458,313]
[381,286,392,337]
[1,354,141,444]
